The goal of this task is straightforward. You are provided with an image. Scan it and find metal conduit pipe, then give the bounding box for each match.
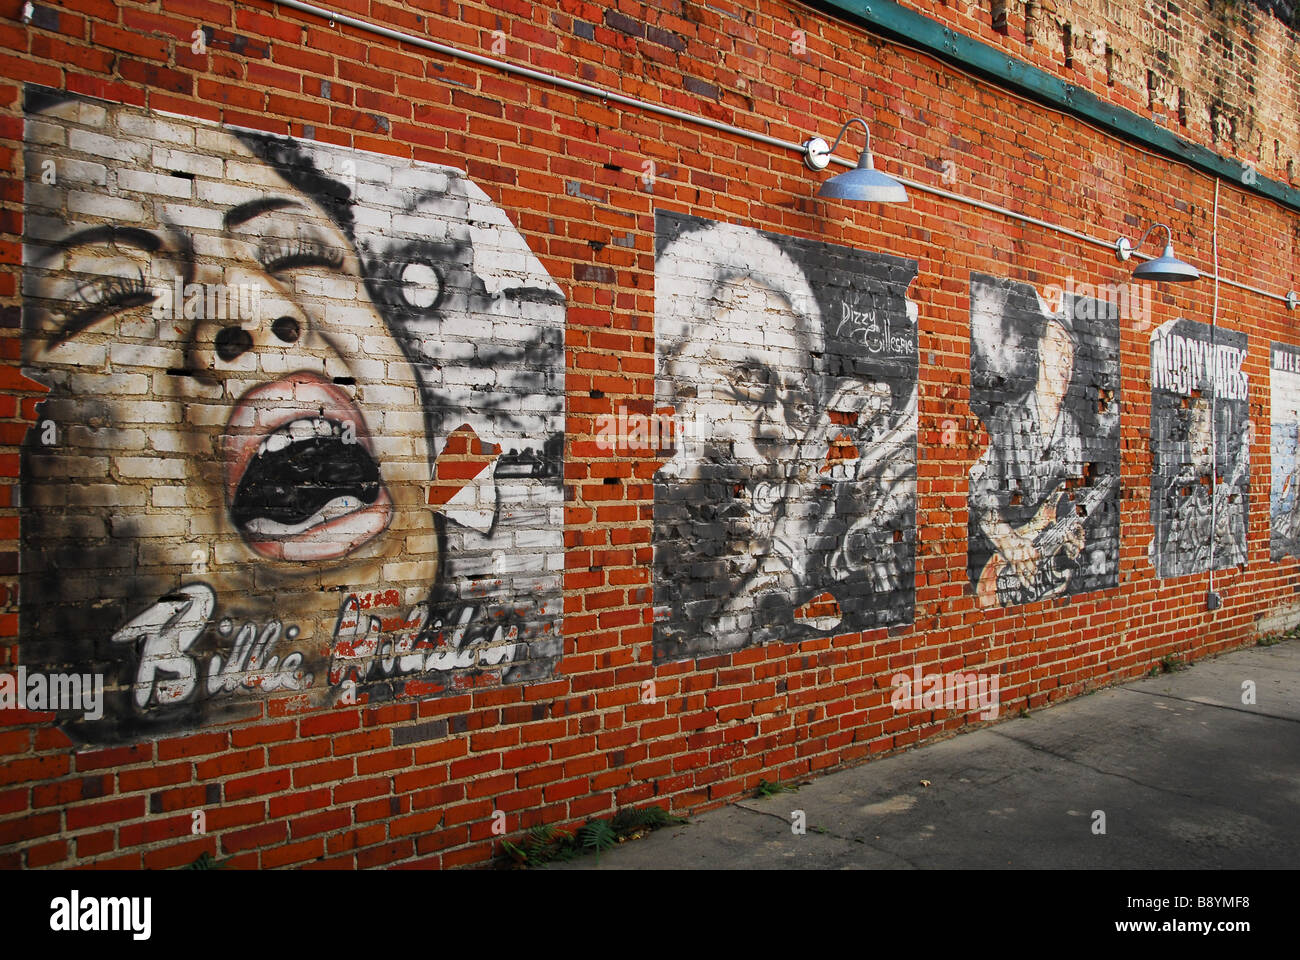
[272,0,1295,308]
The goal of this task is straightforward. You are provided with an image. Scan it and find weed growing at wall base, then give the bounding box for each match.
[499,806,686,867]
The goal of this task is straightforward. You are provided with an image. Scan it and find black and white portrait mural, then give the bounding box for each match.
[652,211,918,663]
[967,273,1121,608]
[1149,318,1251,578]
[1271,343,1300,560]
[20,87,563,742]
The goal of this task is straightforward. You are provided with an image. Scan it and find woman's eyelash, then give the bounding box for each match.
[257,237,345,273]
[55,271,154,345]
[77,273,149,308]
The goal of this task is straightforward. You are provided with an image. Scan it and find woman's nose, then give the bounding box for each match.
[188,307,313,374]
[210,314,301,362]
[184,271,346,379]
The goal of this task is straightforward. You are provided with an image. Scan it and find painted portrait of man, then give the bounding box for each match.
[968,273,1120,608]
[1269,342,1300,561]
[1149,317,1250,579]
[653,212,917,661]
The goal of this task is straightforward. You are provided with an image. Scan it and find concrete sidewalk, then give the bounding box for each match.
[548,638,1300,869]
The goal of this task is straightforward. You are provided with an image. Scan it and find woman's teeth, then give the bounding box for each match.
[232,414,381,534]
[258,417,341,456]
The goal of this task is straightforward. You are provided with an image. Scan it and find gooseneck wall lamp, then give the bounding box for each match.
[1115,222,1200,283]
[802,117,909,203]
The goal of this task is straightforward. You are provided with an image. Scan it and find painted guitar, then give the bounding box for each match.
[976,475,1118,608]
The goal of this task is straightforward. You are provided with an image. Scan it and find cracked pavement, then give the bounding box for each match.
[545,638,1300,869]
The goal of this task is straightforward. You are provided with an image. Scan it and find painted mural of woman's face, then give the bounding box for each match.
[22,102,436,678]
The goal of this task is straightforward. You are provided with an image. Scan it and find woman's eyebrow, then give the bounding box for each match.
[224,197,304,229]
[55,226,162,254]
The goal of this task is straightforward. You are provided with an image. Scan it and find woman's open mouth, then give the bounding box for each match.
[224,372,393,562]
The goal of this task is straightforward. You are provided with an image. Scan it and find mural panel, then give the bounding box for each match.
[967,273,1121,608]
[652,211,918,662]
[20,88,564,742]
[1149,318,1251,577]
[1269,342,1300,560]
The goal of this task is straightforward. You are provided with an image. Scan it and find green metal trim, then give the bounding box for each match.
[815,0,1300,213]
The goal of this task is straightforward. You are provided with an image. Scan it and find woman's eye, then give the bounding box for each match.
[257,237,345,274]
[55,269,154,345]
[398,262,442,310]
[76,271,150,309]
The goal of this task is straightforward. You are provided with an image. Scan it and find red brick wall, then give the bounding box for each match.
[1,0,1297,869]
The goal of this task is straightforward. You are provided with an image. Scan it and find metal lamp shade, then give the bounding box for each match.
[1132,243,1200,282]
[818,151,908,203]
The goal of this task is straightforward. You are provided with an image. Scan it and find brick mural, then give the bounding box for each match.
[652,212,918,661]
[1149,318,1251,578]
[968,273,1121,607]
[1270,342,1300,560]
[19,88,564,743]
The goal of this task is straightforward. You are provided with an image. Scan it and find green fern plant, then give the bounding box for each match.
[577,819,617,862]
[1160,654,1188,673]
[611,805,685,834]
[501,824,573,866]
[498,804,685,868]
[500,838,529,864]
[526,824,571,860]
[755,778,798,798]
